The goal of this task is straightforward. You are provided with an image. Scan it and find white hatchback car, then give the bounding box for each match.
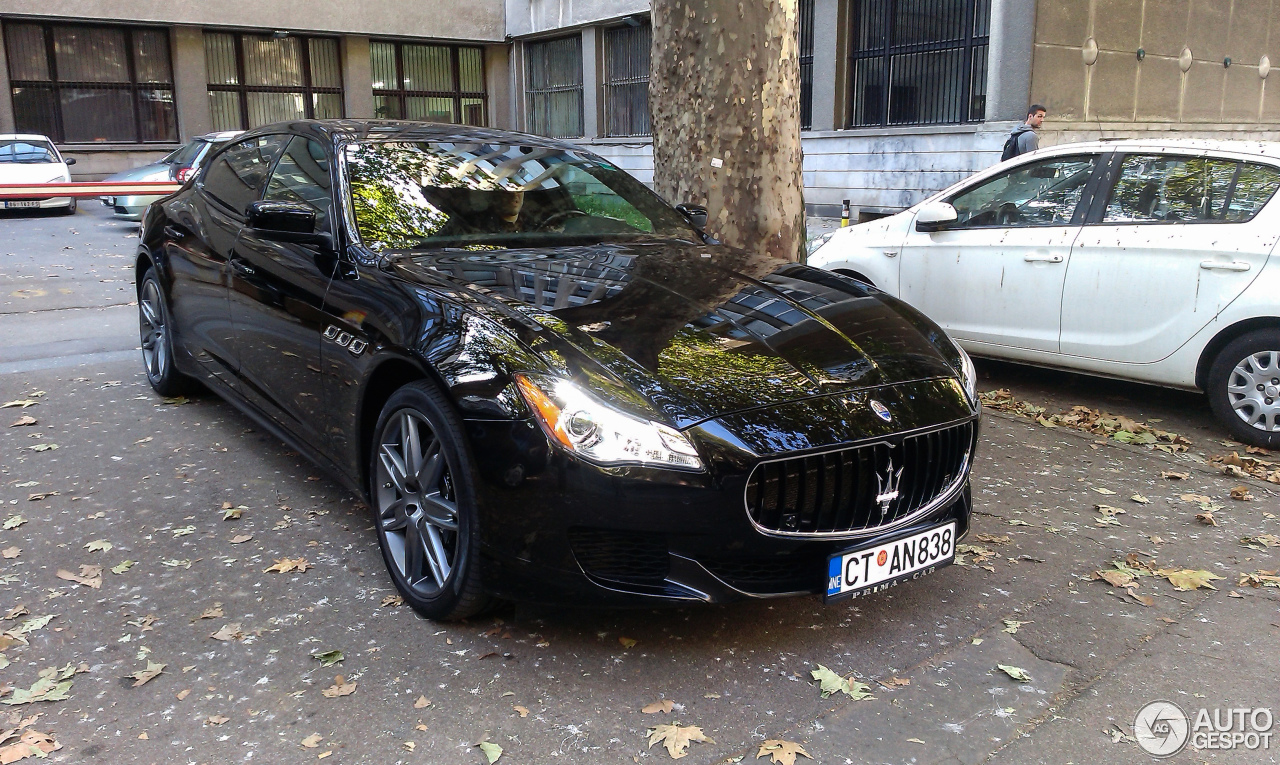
[0,134,76,214]
[809,139,1280,448]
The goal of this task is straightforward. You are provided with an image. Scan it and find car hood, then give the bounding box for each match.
[392,241,963,427]
[0,163,68,184]
[102,162,170,182]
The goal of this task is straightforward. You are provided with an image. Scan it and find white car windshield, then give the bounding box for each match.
[0,140,58,164]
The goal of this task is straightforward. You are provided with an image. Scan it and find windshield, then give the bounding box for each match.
[0,139,58,164]
[165,139,207,167]
[345,141,699,251]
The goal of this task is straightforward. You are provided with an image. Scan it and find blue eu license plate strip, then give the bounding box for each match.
[825,522,956,602]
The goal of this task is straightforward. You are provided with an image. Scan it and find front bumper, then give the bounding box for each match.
[101,194,160,220]
[1,197,73,210]
[465,404,977,607]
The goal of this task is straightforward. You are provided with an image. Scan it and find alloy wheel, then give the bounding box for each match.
[139,278,167,383]
[1227,350,1280,432]
[374,409,460,595]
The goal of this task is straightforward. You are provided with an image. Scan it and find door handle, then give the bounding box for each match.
[1023,254,1064,263]
[230,258,255,277]
[882,249,898,258]
[1199,260,1251,272]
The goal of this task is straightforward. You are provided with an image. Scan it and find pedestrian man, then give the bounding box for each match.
[1001,104,1046,161]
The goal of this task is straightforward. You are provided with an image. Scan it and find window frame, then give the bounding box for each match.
[1087,152,1280,227]
[524,34,585,139]
[3,20,177,144]
[196,132,292,218]
[846,0,991,128]
[205,33,345,131]
[370,40,488,126]
[263,134,336,234]
[944,153,1104,230]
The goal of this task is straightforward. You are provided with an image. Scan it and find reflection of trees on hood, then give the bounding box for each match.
[554,244,787,371]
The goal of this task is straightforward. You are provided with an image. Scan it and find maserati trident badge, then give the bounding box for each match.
[870,400,892,422]
[875,458,903,521]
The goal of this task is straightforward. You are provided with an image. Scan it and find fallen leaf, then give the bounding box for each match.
[1129,592,1155,607]
[1241,534,1280,550]
[110,560,135,575]
[2,606,27,621]
[171,526,195,537]
[0,401,37,409]
[1094,569,1135,588]
[199,604,224,620]
[618,636,637,648]
[27,444,56,453]
[647,723,713,759]
[222,505,246,521]
[1157,568,1225,591]
[513,705,529,718]
[380,594,404,607]
[413,695,429,709]
[756,739,812,765]
[1194,510,1217,526]
[301,734,323,749]
[208,623,244,642]
[2,518,25,531]
[643,699,675,714]
[0,548,18,560]
[160,558,192,568]
[402,741,415,752]
[8,416,37,427]
[3,664,75,705]
[311,650,344,667]
[810,665,873,700]
[1239,570,1280,588]
[264,557,311,574]
[130,661,165,687]
[320,676,355,698]
[229,534,252,544]
[975,534,1011,545]
[161,396,190,406]
[1130,494,1150,504]
[83,540,112,553]
[55,565,102,589]
[205,715,229,726]
[997,664,1032,682]
[1180,493,1214,505]
[1006,519,1031,526]
[1230,486,1254,501]
[477,741,503,763]
[1094,504,1126,516]
[1092,487,1117,495]
[1002,619,1030,634]
[176,689,190,700]
[1161,471,1190,480]
[0,727,62,760]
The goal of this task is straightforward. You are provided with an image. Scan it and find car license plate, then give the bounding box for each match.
[3,201,39,209]
[825,522,956,602]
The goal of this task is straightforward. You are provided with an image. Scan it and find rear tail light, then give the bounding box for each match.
[175,167,193,183]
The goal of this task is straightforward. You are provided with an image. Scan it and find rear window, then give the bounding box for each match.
[1103,154,1280,224]
[0,139,57,164]
[166,140,207,168]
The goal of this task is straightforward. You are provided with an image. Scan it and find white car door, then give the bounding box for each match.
[1061,153,1280,363]
[898,153,1101,352]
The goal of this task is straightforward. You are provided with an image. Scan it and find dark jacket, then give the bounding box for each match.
[1004,124,1038,159]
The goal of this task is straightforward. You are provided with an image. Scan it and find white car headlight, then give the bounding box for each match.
[956,346,978,407]
[515,374,703,471]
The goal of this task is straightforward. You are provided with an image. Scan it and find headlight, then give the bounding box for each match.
[515,374,703,471]
[955,345,978,406]
[807,230,836,256]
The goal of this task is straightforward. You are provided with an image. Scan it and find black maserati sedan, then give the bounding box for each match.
[135,120,980,620]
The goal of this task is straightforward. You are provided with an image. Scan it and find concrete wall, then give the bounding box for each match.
[506,0,648,37]
[1032,0,1279,127]
[0,1,505,40]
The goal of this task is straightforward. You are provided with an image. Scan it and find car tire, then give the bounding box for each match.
[138,269,192,397]
[60,198,76,215]
[369,380,489,621]
[1207,329,1280,449]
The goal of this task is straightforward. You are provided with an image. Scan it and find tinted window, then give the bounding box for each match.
[1225,163,1280,222]
[345,141,698,251]
[200,135,288,215]
[949,155,1097,228]
[264,137,332,233]
[1104,155,1237,223]
[165,139,206,167]
[0,139,57,163]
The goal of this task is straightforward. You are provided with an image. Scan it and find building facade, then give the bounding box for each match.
[0,0,1276,218]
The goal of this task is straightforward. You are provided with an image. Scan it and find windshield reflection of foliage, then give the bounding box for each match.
[348,143,451,250]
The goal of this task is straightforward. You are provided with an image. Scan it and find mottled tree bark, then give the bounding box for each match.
[650,0,806,262]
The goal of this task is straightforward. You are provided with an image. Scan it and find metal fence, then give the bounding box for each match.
[525,35,584,139]
[799,0,814,130]
[604,23,651,138]
[848,0,990,127]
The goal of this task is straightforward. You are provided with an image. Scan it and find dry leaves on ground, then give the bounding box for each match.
[1241,535,1280,551]
[130,661,165,687]
[54,565,101,589]
[476,741,503,763]
[810,665,873,700]
[1238,570,1280,588]
[300,734,323,749]
[320,676,355,698]
[311,650,343,667]
[1210,452,1280,484]
[642,698,675,714]
[263,557,311,574]
[1002,620,1030,634]
[198,604,223,620]
[3,665,77,705]
[229,534,252,544]
[1,518,25,531]
[205,715,229,726]
[1157,568,1225,591]
[1230,486,1254,501]
[1195,509,1218,526]
[83,540,111,553]
[1161,471,1190,480]
[0,550,17,561]
[757,739,812,765]
[8,415,37,427]
[110,561,134,575]
[413,695,429,709]
[979,391,1191,452]
[208,623,244,642]
[380,595,404,608]
[997,664,1032,682]
[647,723,713,760]
[0,720,62,762]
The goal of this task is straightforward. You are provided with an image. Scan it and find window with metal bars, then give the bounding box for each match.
[204,32,344,132]
[370,41,487,126]
[848,0,990,127]
[525,35,584,139]
[799,0,814,130]
[3,21,176,144]
[603,22,651,138]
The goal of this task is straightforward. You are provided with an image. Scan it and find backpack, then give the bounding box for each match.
[1001,126,1029,162]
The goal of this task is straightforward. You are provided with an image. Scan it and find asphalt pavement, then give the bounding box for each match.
[0,205,1277,764]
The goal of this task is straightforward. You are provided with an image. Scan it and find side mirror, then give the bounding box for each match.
[64,157,76,165]
[915,201,958,233]
[246,200,334,249]
[675,203,708,230]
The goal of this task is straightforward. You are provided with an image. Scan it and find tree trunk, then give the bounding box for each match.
[650,0,806,262]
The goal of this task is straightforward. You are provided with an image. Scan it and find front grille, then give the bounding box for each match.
[701,551,824,592]
[568,527,669,585]
[744,420,975,536]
